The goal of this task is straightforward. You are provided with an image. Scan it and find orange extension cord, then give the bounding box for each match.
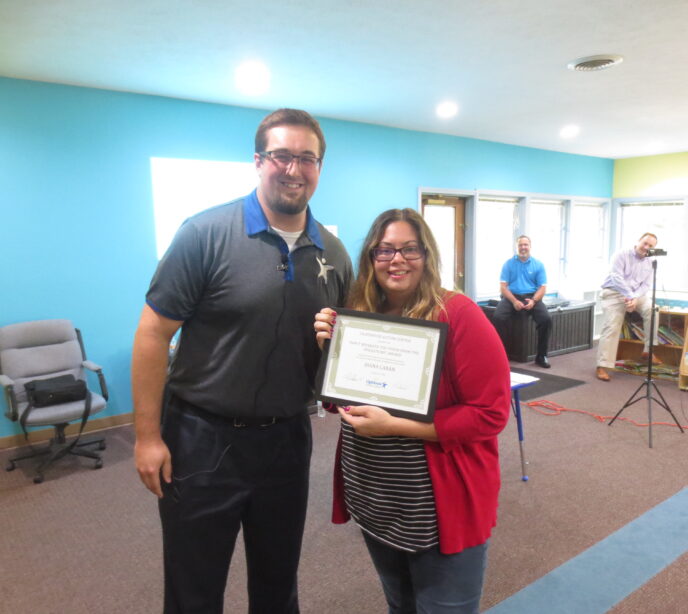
[525,399,688,430]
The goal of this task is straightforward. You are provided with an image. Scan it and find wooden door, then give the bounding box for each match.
[421,194,466,292]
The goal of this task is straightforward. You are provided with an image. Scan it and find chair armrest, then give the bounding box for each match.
[82,360,109,401]
[0,374,19,422]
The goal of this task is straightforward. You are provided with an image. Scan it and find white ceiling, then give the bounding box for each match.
[3,0,688,159]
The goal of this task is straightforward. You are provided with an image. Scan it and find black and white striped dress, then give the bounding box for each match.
[340,422,439,552]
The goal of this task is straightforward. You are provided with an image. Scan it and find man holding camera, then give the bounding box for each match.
[595,232,660,381]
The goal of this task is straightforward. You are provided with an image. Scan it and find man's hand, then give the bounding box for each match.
[135,438,172,498]
[625,297,638,313]
[523,298,536,311]
[511,299,525,311]
[132,305,181,498]
[314,307,336,350]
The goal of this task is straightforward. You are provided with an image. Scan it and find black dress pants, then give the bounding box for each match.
[158,396,312,614]
[492,294,552,357]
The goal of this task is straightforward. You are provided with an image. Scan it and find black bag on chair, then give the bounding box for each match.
[25,374,87,407]
[22,375,92,441]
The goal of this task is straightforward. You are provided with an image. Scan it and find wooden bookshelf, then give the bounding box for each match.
[680,325,688,391]
[615,309,688,387]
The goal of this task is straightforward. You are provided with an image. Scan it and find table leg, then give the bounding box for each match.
[512,389,529,481]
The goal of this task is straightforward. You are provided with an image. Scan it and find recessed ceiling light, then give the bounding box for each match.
[235,60,271,96]
[436,101,459,119]
[567,54,623,72]
[560,124,580,139]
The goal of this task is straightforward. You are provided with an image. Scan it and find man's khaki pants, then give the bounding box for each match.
[596,289,657,368]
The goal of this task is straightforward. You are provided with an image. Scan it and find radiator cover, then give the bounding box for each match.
[481,301,595,362]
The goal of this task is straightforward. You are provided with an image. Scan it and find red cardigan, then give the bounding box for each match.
[330,293,511,554]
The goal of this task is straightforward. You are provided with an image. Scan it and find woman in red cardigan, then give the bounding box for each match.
[315,208,510,613]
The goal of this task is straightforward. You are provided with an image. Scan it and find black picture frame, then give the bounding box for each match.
[315,308,447,423]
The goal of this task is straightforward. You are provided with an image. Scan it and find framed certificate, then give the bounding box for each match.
[315,308,447,423]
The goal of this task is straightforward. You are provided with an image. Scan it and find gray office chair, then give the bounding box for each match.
[0,319,108,483]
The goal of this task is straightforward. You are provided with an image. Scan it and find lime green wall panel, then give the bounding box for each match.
[613,152,688,198]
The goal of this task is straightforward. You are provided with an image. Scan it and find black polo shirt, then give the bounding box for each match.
[146,190,352,418]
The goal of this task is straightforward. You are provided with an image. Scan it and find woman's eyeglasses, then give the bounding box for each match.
[371,246,425,262]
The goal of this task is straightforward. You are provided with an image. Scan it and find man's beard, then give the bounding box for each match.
[267,195,309,217]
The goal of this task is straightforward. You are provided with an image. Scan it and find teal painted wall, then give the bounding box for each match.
[0,77,613,437]
[314,118,614,257]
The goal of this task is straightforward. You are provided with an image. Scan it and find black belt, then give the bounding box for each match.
[167,394,292,429]
[231,416,285,428]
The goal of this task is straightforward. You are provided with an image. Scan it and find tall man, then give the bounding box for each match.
[132,109,352,614]
[595,232,659,381]
[492,235,552,368]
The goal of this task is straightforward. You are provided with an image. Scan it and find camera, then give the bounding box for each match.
[646,248,667,257]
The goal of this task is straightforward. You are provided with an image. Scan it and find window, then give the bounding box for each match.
[618,200,687,293]
[475,196,518,298]
[567,201,608,296]
[528,199,564,294]
[150,157,257,258]
[421,188,611,302]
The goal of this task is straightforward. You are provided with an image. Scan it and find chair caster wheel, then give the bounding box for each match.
[6,461,16,472]
[94,459,104,469]
[98,441,107,451]
[33,474,44,484]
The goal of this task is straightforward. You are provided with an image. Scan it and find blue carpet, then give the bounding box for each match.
[485,487,688,614]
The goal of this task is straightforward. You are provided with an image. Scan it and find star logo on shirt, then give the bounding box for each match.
[316,256,334,283]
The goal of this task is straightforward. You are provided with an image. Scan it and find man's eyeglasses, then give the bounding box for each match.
[371,245,425,262]
[259,150,322,169]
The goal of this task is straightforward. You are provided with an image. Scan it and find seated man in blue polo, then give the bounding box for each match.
[492,235,552,368]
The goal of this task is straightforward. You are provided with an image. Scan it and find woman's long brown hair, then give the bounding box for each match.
[348,208,447,321]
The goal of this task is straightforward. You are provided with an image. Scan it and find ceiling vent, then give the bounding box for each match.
[567,54,623,72]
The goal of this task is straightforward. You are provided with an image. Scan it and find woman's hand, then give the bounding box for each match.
[339,405,439,441]
[338,404,395,437]
[314,307,337,350]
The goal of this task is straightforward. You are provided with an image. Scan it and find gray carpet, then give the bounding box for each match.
[2,346,688,613]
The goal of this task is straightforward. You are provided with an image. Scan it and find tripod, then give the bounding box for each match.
[608,258,684,448]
